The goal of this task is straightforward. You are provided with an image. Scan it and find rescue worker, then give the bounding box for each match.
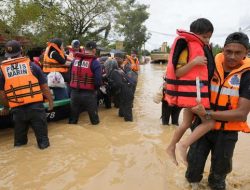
[0,40,53,149]
[43,38,71,100]
[98,56,112,109]
[123,50,139,94]
[186,32,250,190]
[68,41,102,125]
[66,39,85,58]
[113,52,126,108]
[104,58,134,122]
[124,50,140,73]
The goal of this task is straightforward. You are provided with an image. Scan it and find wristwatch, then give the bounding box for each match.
[205,110,212,120]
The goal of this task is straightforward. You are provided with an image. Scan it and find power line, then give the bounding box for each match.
[148,29,243,38]
[148,30,175,37]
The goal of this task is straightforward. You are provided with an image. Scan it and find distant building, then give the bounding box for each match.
[0,34,30,47]
[116,41,124,50]
[161,42,167,52]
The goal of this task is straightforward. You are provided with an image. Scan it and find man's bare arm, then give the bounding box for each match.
[0,90,9,107]
[191,97,250,122]
[40,84,54,111]
[211,97,250,121]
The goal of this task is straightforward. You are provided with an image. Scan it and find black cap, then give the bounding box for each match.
[5,40,22,58]
[224,32,249,49]
[85,41,98,50]
[50,38,63,48]
[114,52,125,59]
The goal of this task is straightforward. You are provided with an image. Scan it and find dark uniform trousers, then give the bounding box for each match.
[118,83,134,121]
[12,103,49,149]
[69,89,100,125]
[186,120,238,190]
[161,100,182,125]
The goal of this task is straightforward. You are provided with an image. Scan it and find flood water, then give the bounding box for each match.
[1,63,250,190]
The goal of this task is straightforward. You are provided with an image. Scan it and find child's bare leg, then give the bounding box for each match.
[178,118,215,165]
[166,108,193,165]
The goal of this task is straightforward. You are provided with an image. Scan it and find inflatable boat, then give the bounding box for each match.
[0,99,71,128]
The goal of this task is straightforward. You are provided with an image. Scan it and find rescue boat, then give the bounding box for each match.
[0,98,71,128]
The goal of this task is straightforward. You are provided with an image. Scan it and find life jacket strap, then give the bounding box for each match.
[5,83,40,94]
[7,90,42,101]
[166,78,209,86]
[165,89,209,98]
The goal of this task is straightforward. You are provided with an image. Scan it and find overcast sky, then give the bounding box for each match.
[138,0,250,50]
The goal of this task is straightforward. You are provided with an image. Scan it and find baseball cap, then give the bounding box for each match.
[224,32,249,49]
[5,40,22,58]
[85,41,98,50]
[71,40,80,48]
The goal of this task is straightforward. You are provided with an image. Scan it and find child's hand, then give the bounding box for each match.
[191,103,206,117]
[191,56,207,66]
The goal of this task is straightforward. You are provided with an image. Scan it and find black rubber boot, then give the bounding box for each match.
[208,173,226,190]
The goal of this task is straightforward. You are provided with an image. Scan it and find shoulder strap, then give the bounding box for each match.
[172,38,188,67]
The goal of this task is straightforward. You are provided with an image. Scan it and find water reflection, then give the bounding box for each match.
[0,63,249,190]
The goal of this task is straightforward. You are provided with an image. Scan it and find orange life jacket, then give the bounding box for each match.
[43,42,68,73]
[164,30,210,108]
[210,53,250,132]
[125,55,140,72]
[0,57,43,108]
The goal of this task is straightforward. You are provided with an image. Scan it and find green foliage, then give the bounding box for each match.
[115,0,150,54]
[141,49,150,56]
[0,0,150,51]
[212,44,222,55]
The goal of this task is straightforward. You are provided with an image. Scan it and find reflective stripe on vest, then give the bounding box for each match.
[210,84,239,97]
[43,42,68,73]
[0,57,43,108]
[164,30,210,108]
[211,53,250,132]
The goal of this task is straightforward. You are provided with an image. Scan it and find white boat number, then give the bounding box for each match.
[46,112,55,119]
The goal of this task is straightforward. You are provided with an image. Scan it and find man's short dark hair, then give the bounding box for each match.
[224,32,249,49]
[190,18,214,34]
[114,52,125,59]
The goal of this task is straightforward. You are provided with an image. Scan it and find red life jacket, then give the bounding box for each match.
[67,46,85,58]
[164,30,210,108]
[70,54,95,90]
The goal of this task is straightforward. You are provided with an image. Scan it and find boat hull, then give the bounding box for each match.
[0,99,71,128]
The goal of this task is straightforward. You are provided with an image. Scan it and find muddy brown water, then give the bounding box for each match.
[1,63,250,190]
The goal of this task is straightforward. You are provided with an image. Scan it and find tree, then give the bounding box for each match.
[212,44,222,55]
[0,0,150,50]
[115,0,150,54]
[0,0,119,46]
